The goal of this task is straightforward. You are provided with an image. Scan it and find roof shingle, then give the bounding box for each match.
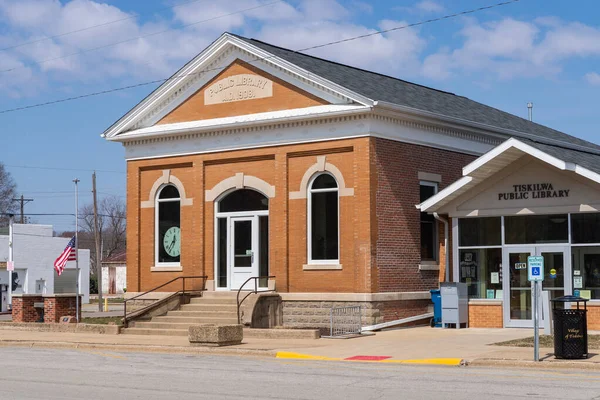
[234,34,600,153]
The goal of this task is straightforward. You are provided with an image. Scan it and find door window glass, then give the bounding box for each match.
[508,252,532,321]
[234,220,252,267]
[540,251,564,300]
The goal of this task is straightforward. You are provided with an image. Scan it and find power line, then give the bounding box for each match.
[0,0,206,52]
[0,0,522,116]
[0,213,126,219]
[296,0,521,52]
[1,0,284,74]
[4,164,125,174]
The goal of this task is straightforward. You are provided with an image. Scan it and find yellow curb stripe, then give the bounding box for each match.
[276,351,341,361]
[381,358,463,366]
[276,352,463,366]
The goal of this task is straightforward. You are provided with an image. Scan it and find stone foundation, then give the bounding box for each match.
[280,292,432,334]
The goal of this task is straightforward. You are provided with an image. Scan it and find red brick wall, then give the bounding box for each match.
[380,299,431,322]
[372,138,475,292]
[468,303,503,328]
[44,296,81,323]
[11,296,43,323]
[583,304,600,330]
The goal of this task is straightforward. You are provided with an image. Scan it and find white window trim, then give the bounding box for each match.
[307,173,340,265]
[155,184,181,268]
[420,180,439,263]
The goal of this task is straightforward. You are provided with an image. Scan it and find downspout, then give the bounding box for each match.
[433,213,449,283]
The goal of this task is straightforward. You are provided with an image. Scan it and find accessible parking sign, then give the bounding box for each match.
[527,256,544,282]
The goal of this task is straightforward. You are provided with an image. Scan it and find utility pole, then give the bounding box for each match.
[73,178,80,323]
[7,214,14,310]
[92,172,103,311]
[12,195,33,224]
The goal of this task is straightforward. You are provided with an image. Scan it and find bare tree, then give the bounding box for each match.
[0,163,17,227]
[79,195,126,275]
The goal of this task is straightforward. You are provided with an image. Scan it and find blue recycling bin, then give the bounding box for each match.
[430,289,442,327]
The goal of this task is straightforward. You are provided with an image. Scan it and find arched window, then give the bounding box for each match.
[308,173,339,263]
[218,189,268,213]
[156,185,181,265]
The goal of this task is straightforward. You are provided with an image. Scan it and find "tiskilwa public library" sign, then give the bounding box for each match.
[498,183,570,201]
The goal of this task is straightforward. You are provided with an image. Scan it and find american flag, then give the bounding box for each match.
[54,236,76,276]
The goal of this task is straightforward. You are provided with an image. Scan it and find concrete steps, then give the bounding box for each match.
[179,304,237,312]
[124,292,241,337]
[188,298,237,305]
[122,328,188,336]
[133,321,202,330]
[165,309,236,318]
[165,311,237,320]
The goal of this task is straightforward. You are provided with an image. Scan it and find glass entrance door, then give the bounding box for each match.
[503,246,569,328]
[503,248,534,327]
[230,216,259,290]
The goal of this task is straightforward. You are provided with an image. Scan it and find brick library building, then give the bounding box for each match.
[104,33,600,331]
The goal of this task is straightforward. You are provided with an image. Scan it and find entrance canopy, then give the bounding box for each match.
[419,138,600,217]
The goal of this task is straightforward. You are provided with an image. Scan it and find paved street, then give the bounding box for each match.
[1,347,600,400]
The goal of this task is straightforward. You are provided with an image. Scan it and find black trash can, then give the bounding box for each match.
[551,295,588,359]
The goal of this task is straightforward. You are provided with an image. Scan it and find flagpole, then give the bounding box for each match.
[7,214,14,310]
[73,178,80,323]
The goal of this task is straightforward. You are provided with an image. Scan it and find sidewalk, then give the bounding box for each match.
[0,325,598,368]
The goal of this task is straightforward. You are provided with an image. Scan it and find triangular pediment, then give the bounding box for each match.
[456,158,600,213]
[157,59,327,125]
[419,138,600,217]
[103,33,371,139]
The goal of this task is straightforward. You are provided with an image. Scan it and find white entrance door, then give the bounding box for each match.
[230,216,259,290]
[503,246,569,328]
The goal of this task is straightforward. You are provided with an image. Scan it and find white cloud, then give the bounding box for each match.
[0,0,431,96]
[415,1,444,13]
[422,18,600,81]
[256,19,426,76]
[393,0,444,15]
[586,72,600,85]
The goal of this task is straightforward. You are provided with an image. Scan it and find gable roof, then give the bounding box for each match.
[104,32,600,160]
[233,35,600,153]
[419,137,600,213]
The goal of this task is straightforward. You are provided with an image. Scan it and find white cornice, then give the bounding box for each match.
[119,108,499,162]
[110,105,370,142]
[374,100,600,155]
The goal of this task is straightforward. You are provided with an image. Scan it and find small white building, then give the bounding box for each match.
[0,224,90,311]
[101,250,126,295]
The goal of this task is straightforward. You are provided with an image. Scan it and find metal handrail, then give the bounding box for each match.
[123,275,207,327]
[236,276,276,324]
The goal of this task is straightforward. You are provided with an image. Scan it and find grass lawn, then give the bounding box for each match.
[495,335,600,349]
[81,316,123,326]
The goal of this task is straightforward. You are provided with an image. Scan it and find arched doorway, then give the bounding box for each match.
[215,189,269,290]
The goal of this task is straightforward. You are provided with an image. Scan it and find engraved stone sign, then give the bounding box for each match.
[204,74,273,105]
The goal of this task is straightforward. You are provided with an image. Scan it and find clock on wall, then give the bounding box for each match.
[163,226,181,257]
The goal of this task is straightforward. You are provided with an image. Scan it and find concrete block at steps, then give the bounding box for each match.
[188,324,243,347]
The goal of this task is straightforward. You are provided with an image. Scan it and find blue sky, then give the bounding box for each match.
[1,0,600,231]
